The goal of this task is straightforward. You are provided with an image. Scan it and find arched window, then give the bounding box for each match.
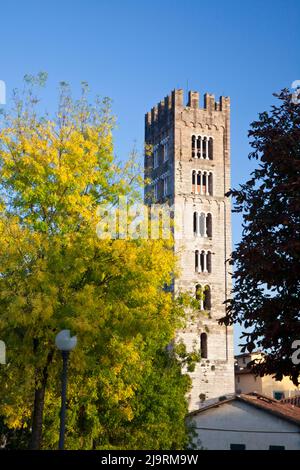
[193,212,197,234]
[196,250,212,273]
[200,333,208,359]
[162,140,168,162]
[194,212,212,237]
[195,284,203,309]
[199,212,205,237]
[153,147,159,168]
[202,137,207,159]
[191,136,213,159]
[206,213,212,237]
[207,251,212,273]
[200,250,205,272]
[191,171,213,195]
[208,137,213,160]
[196,136,201,158]
[202,172,207,194]
[208,173,213,195]
[192,170,196,193]
[192,135,196,158]
[203,285,211,310]
[195,250,199,271]
[195,284,202,300]
[197,171,201,193]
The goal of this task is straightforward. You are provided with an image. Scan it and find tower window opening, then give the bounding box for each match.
[191,136,214,160]
[207,251,212,273]
[199,212,205,237]
[192,135,196,158]
[208,173,213,195]
[192,170,196,193]
[202,137,207,159]
[153,148,159,168]
[195,250,199,271]
[206,213,212,237]
[193,212,213,238]
[193,212,197,234]
[162,141,168,162]
[196,250,212,273]
[200,250,205,272]
[195,284,202,300]
[208,137,213,160]
[196,136,201,158]
[197,172,201,193]
[203,285,211,310]
[195,284,203,310]
[202,173,207,194]
[200,333,208,359]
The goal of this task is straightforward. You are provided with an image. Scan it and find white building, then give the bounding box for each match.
[235,352,300,400]
[189,392,300,450]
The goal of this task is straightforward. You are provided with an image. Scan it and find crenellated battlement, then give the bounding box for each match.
[145,91,174,128]
[145,89,230,128]
[188,91,230,112]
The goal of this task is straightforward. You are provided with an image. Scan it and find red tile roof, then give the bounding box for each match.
[238,393,300,426]
[281,396,300,407]
[188,392,300,427]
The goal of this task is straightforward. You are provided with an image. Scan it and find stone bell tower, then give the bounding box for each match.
[144,89,234,411]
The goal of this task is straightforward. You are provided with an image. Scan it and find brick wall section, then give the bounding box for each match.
[145,90,234,411]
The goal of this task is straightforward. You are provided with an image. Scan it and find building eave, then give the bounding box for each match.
[188,393,300,428]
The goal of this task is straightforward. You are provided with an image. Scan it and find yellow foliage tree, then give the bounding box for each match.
[0,75,194,449]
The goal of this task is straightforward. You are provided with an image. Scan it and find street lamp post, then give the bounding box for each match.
[55,330,77,450]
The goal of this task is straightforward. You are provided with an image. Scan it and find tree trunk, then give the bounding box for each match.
[29,349,54,450]
[29,384,46,450]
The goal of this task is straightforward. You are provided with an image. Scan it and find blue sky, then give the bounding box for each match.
[0,0,299,351]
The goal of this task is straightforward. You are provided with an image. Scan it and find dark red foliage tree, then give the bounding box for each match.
[221,89,300,384]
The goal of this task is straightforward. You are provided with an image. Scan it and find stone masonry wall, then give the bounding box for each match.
[145,89,235,411]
